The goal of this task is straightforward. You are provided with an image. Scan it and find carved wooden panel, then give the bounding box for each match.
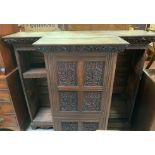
[84,61,105,86]
[61,122,78,131]
[45,52,118,130]
[83,92,102,111]
[57,62,77,86]
[59,91,78,111]
[82,122,99,131]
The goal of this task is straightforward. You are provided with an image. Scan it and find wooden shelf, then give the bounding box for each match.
[23,68,47,79]
[31,107,53,129]
[110,94,128,119]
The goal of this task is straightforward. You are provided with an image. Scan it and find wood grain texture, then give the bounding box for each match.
[0,90,11,102]
[0,78,8,89]
[0,24,19,37]
[0,102,14,114]
[0,115,18,128]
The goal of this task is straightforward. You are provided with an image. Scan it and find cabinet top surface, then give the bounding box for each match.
[33,35,129,45]
[3,30,155,39]
[3,32,48,38]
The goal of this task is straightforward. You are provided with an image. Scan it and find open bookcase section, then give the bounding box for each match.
[24,78,52,129]
[15,50,53,129]
[17,50,46,78]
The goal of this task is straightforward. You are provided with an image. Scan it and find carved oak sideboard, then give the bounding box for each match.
[3,30,155,130]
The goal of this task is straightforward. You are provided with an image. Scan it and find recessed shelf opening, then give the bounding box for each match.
[25,78,53,129]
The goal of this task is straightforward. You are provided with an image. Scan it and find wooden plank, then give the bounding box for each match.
[0,78,8,89]
[23,68,47,78]
[4,30,155,39]
[34,35,128,45]
[0,115,18,127]
[0,102,14,114]
[0,90,11,102]
[58,86,103,91]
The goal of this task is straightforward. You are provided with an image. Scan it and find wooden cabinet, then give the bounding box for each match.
[3,30,155,130]
[0,69,29,130]
[0,25,29,130]
[44,51,120,130]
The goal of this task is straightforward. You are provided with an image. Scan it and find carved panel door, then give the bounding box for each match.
[45,52,117,131]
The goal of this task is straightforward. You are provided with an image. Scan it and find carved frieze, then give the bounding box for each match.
[3,36,155,51]
[36,45,128,53]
